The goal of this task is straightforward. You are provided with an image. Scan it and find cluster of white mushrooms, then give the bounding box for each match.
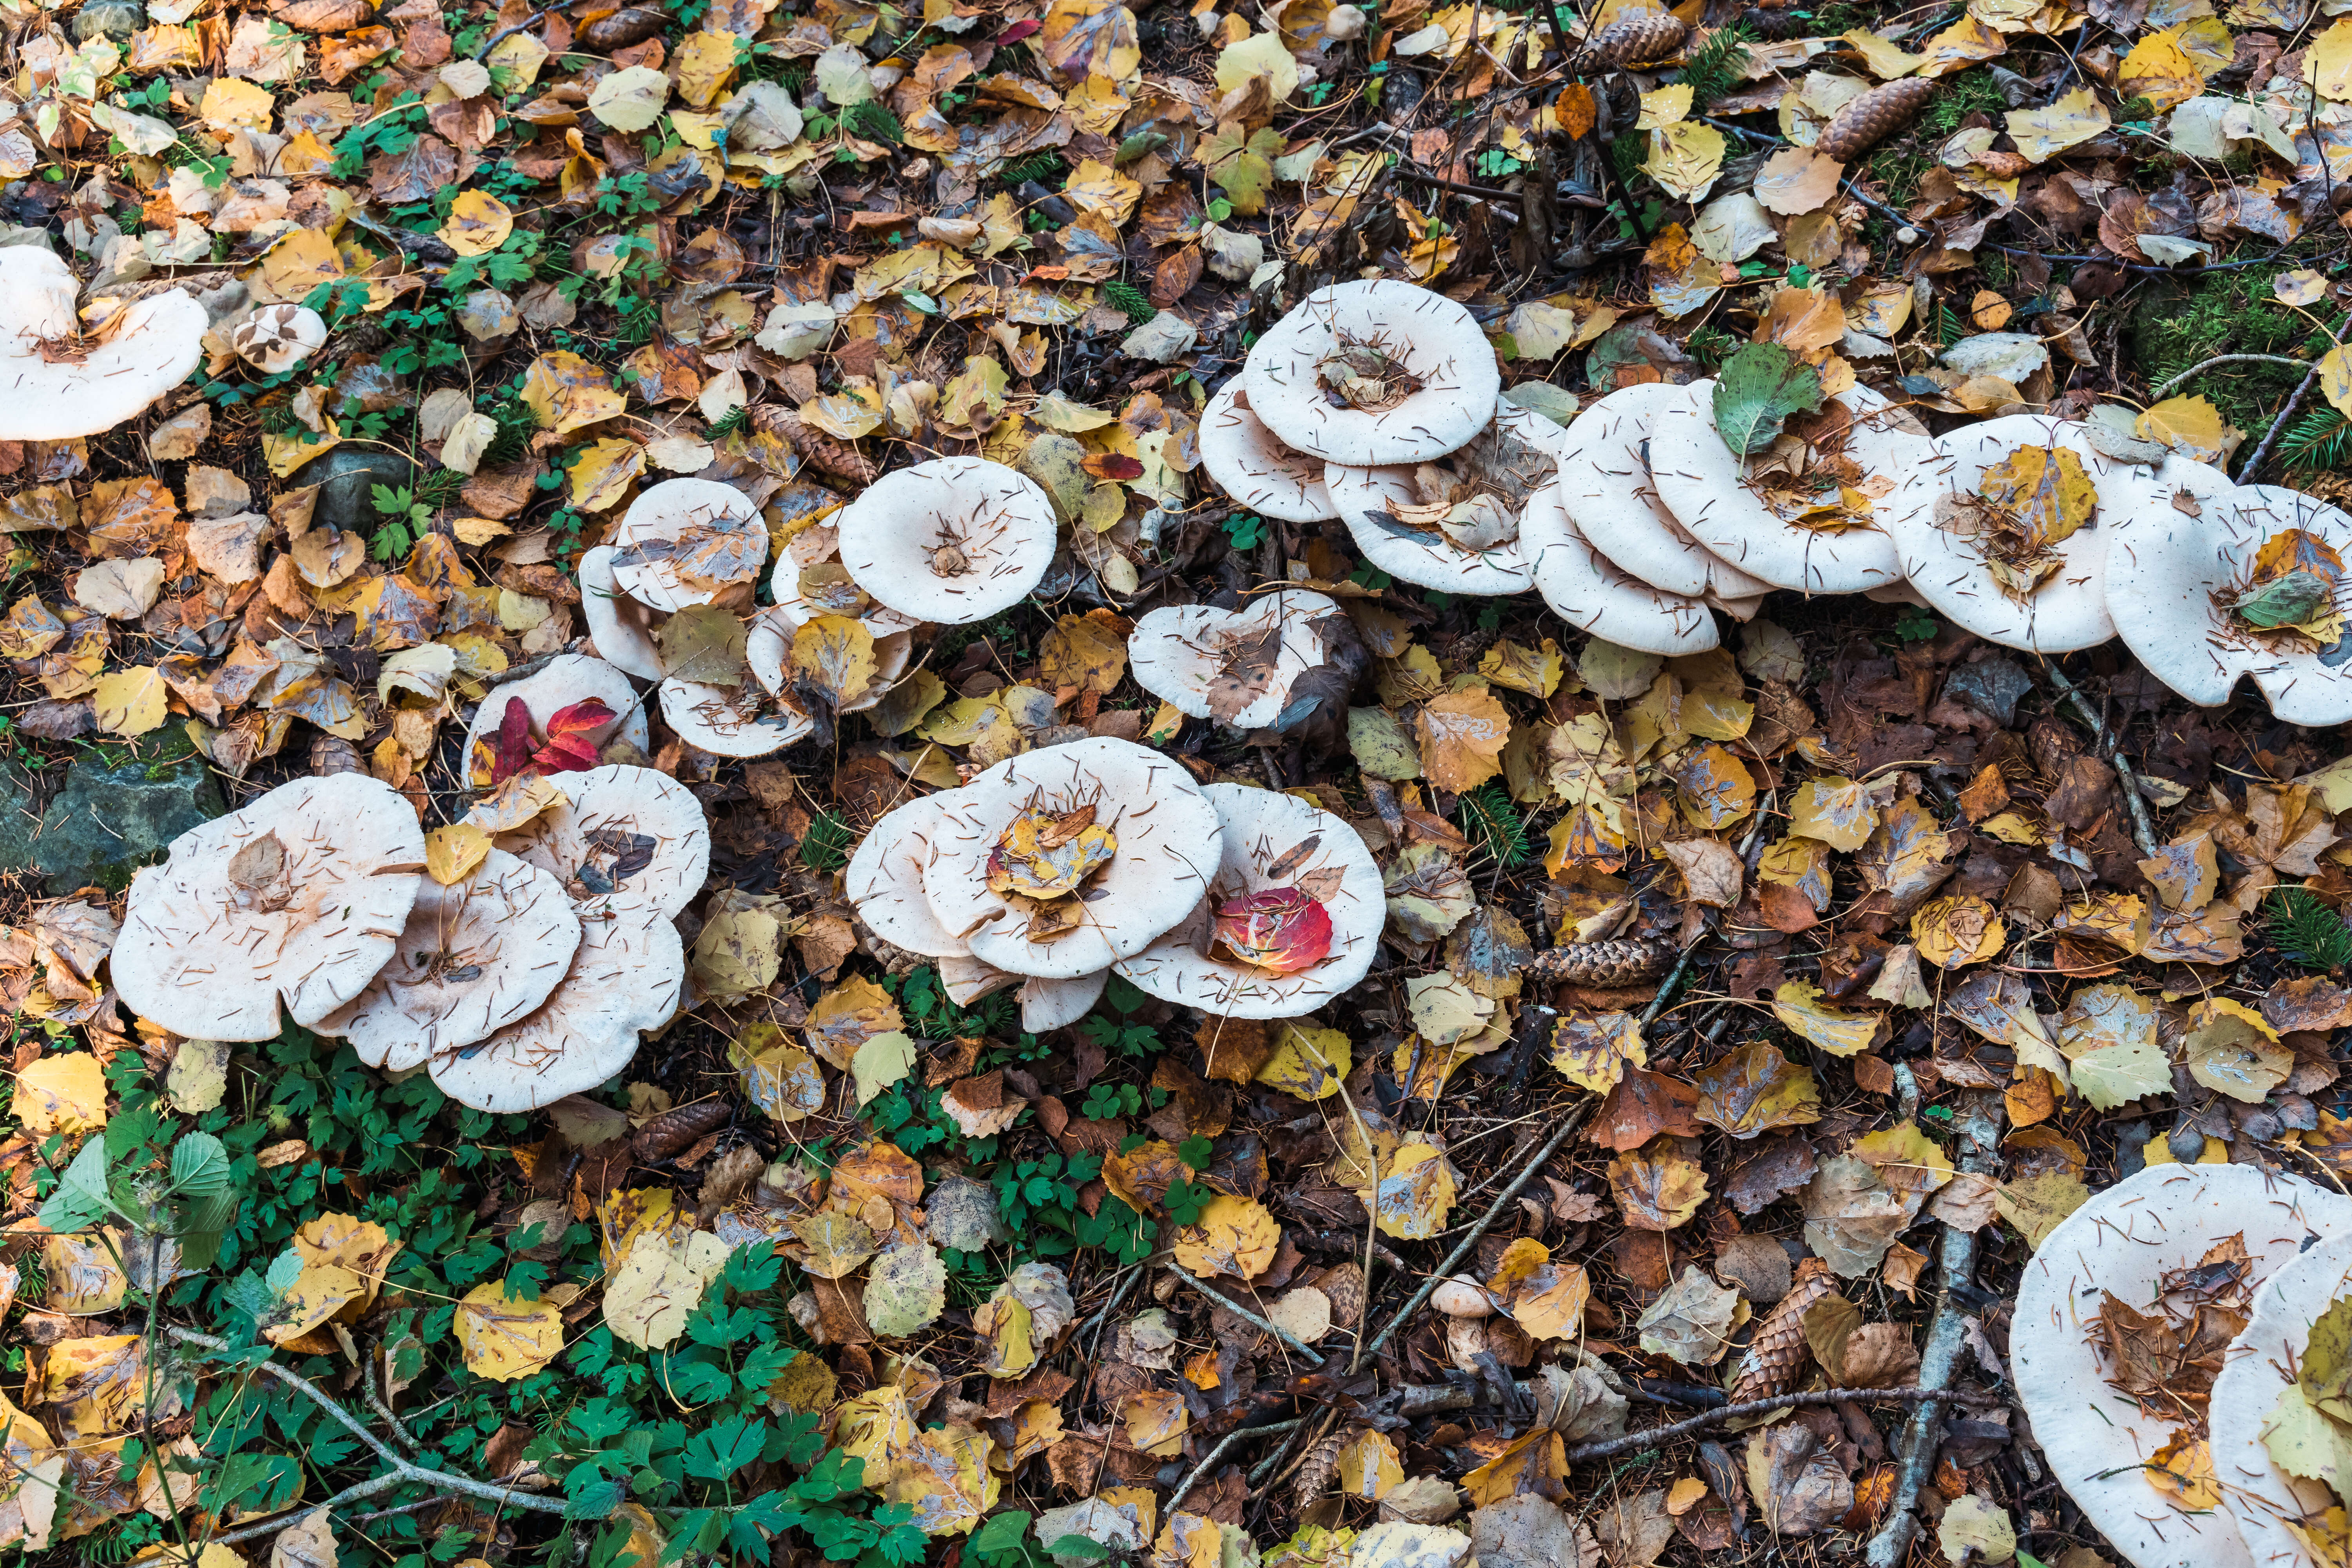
[112,767,709,1112]
[2016,1162,2352,1568]
[847,736,1382,1026]
[1214,279,2352,721]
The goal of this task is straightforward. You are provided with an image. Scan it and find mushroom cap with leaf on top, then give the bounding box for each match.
[1549,381,1772,601]
[1128,588,1344,730]
[0,246,209,441]
[2105,465,2352,725]
[1199,380,1338,522]
[765,526,924,638]
[2208,1230,2352,1568]
[314,848,582,1071]
[1878,413,2132,652]
[463,653,649,779]
[1114,782,1385,1018]
[1650,378,1921,594]
[2013,1162,2352,1568]
[747,608,912,717]
[496,764,711,925]
[112,773,427,1041]
[1522,478,1727,656]
[230,303,328,375]
[426,910,685,1113]
[918,736,1226,980]
[835,456,1058,625]
[1244,279,1501,465]
[657,675,815,758]
[608,477,768,612]
[1321,404,1570,596]
[847,792,969,958]
[579,545,665,681]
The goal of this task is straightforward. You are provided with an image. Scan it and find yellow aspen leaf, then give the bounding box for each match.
[424,823,492,886]
[92,665,168,736]
[1173,1192,1281,1277]
[454,1281,564,1381]
[1414,688,1510,791]
[440,190,514,257]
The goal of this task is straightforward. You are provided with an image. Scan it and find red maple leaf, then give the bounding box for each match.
[531,697,615,775]
[1212,888,1334,975]
[468,695,537,787]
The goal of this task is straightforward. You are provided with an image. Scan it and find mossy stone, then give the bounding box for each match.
[0,753,222,895]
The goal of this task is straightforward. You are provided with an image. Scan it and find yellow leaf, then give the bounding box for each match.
[2319,343,2352,421]
[520,350,627,436]
[1637,84,1693,129]
[882,1423,1002,1536]
[1977,443,2098,546]
[1844,29,1926,78]
[1771,980,1890,1056]
[2136,395,2240,466]
[440,190,514,258]
[1787,775,1880,851]
[1125,1389,1191,1457]
[2312,18,2352,103]
[1549,1009,1647,1093]
[15,1052,108,1139]
[92,665,167,736]
[1037,612,1127,695]
[454,1281,564,1381]
[1414,688,1510,791]
[1214,29,1299,101]
[1173,1192,1282,1277]
[1643,121,1726,202]
[266,1262,367,1345]
[792,615,878,708]
[565,436,646,512]
[1336,1430,1404,1500]
[424,823,492,886]
[199,76,274,133]
[2005,86,2110,164]
[1254,1020,1351,1101]
[1911,893,2007,968]
[1374,1143,1457,1240]
[2119,28,2206,113]
[604,1228,728,1348]
[972,1290,1036,1377]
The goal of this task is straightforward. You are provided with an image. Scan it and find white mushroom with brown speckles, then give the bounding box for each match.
[606,477,769,613]
[835,456,1058,625]
[0,247,208,440]
[1322,405,1569,595]
[1128,588,1345,730]
[1245,279,1501,466]
[1198,380,1338,522]
[1549,382,1771,603]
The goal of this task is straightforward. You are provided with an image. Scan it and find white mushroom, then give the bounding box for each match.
[2105,463,2352,724]
[764,528,923,637]
[112,774,426,1041]
[846,793,969,958]
[747,608,912,716]
[426,911,686,1112]
[939,951,1019,1008]
[1114,782,1383,1018]
[1522,478,1726,656]
[1878,413,2129,652]
[1127,588,1344,730]
[0,247,208,440]
[314,849,582,1068]
[1020,969,1109,1032]
[834,456,1058,625]
[2013,1163,2352,1568]
[1649,379,1924,594]
[657,675,815,757]
[2209,1230,2352,1568]
[608,477,768,612]
[497,764,712,925]
[1244,279,1501,465]
[1549,382,1771,600]
[463,653,648,786]
[916,736,1225,980]
[579,544,665,681]
[230,303,328,374]
[1322,405,1567,595]
[1199,381,1338,522]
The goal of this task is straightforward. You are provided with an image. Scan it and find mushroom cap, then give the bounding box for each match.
[1323,404,1567,595]
[0,248,208,441]
[1524,479,1724,655]
[923,736,1226,980]
[747,609,912,716]
[579,545,666,681]
[1650,379,1918,594]
[1878,413,2126,652]
[1199,381,1338,522]
[1113,782,1384,1018]
[2209,1230,2352,1568]
[2013,1163,2352,1568]
[847,792,970,958]
[938,951,1020,1007]
[835,457,1058,626]
[1551,382,1772,600]
[608,477,767,612]
[1243,279,1502,465]
[1020,969,1108,1033]
[426,910,685,1112]
[1127,587,1344,730]
[230,303,328,374]
[498,764,712,924]
[113,773,427,1041]
[463,653,650,766]
[658,676,814,757]
[2106,465,2352,723]
[314,848,582,1070]
[764,524,924,637]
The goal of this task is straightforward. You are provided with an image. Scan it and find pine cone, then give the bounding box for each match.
[1293,1428,1347,1512]
[309,734,362,775]
[762,407,879,485]
[1320,1261,1367,1330]
[1729,1257,1834,1404]
[1577,13,1688,68]
[1524,936,1678,987]
[1816,78,1938,164]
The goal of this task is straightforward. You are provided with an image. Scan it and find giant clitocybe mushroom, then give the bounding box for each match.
[0,246,208,441]
[834,456,1058,626]
[1244,279,1501,465]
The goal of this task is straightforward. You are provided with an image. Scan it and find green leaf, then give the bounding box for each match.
[1048,1537,1113,1563]
[38,1137,116,1232]
[2231,569,2333,629]
[170,1130,232,1198]
[2305,1292,2352,1424]
[1711,343,1825,456]
[972,1510,1034,1561]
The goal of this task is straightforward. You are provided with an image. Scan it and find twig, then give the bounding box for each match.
[1980,242,2287,278]
[1397,167,1521,207]
[2237,358,2325,481]
[1356,1099,1597,1365]
[2149,354,2313,400]
[1561,1386,2007,1466]
[2041,664,2158,857]
[1180,1277,1328,1366]
[1165,1417,1306,1515]
[470,3,565,60]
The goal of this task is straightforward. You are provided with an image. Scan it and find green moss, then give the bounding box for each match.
[2132,270,2317,434]
[1924,70,2007,137]
[1865,145,1929,208]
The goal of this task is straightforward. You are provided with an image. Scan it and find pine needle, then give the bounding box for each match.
[2278,407,2352,474]
[2265,887,2352,971]
[1676,22,1751,113]
[1455,783,1532,869]
[1000,151,1066,188]
[802,812,857,872]
[1104,279,1157,324]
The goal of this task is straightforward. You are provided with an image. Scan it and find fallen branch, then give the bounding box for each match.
[2237,357,2326,481]
[1180,1277,1327,1366]
[2150,354,2312,400]
[1164,1416,1307,1515]
[1560,1385,2006,1466]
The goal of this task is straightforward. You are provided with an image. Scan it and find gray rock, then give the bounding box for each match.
[0,752,221,894]
[291,446,419,536]
[73,0,142,42]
